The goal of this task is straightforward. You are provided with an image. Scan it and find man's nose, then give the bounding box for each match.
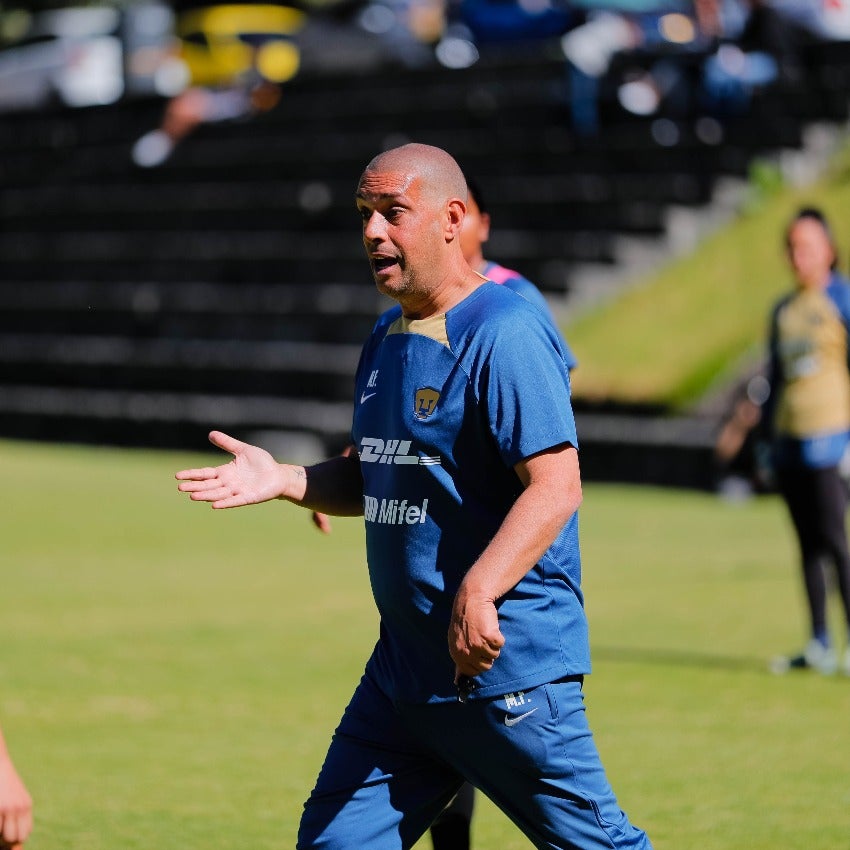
[363,211,385,243]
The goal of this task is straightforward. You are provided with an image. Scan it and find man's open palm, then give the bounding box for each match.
[175,431,287,509]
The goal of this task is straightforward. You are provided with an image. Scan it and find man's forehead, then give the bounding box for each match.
[356,167,418,201]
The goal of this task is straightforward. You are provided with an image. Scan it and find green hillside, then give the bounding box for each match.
[564,138,850,409]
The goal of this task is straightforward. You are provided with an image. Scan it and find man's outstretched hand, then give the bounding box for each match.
[175,431,297,509]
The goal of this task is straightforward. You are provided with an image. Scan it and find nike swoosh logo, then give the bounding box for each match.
[504,707,538,727]
[360,392,377,403]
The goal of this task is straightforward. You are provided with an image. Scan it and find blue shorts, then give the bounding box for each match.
[297,672,652,850]
[774,431,850,470]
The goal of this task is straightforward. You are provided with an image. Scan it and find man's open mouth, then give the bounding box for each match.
[372,256,398,273]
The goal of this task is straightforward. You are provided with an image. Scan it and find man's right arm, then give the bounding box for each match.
[176,431,364,515]
[299,451,364,516]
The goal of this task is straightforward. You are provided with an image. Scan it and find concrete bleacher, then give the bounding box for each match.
[1,39,849,474]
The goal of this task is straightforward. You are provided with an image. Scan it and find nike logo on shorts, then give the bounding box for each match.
[504,707,538,727]
[360,392,377,404]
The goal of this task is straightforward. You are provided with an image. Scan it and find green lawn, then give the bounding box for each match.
[2,439,850,849]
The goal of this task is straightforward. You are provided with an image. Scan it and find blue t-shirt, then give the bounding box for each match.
[351,282,589,704]
[482,260,579,371]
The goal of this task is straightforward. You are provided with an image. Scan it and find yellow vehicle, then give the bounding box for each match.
[177,4,306,87]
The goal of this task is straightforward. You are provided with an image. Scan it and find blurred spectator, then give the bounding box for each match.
[698,0,811,117]
[559,0,836,137]
[763,208,850,676]
[712,371,770,497]
[356,0,447,66]
[132,3,303,168]
[454,0,578,44]
[0,3,179,114]
[770,0,850,39]
[132,77,281,168]
[560,2,709,136]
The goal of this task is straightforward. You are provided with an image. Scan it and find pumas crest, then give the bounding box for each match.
[414,387,440,420]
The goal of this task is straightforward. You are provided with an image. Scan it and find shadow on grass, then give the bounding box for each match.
[592,645,768,674]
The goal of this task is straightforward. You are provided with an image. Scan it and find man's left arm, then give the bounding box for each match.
[448,443,582,680]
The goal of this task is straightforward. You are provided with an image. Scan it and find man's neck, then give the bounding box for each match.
[400,270,484,320]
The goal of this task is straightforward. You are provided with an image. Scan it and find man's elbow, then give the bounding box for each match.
[564,482,582,521]
[550,479,581,527]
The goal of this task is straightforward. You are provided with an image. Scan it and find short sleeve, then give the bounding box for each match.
[480,314,577,468]
[501,277,578,372]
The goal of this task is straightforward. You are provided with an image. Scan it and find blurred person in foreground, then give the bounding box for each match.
[764,207,850,676]
[0,722,32,849]
[176,143,653,850]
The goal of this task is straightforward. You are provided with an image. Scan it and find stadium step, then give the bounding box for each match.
[1,33,848,484]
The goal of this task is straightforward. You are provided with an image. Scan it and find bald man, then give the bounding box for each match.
[177,144,653,850]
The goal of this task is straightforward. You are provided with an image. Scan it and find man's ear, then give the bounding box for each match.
[446,198,466,240]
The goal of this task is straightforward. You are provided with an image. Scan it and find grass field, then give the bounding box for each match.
[3,438,850,849]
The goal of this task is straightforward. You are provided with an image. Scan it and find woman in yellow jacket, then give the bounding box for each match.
[766,208,850,675]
